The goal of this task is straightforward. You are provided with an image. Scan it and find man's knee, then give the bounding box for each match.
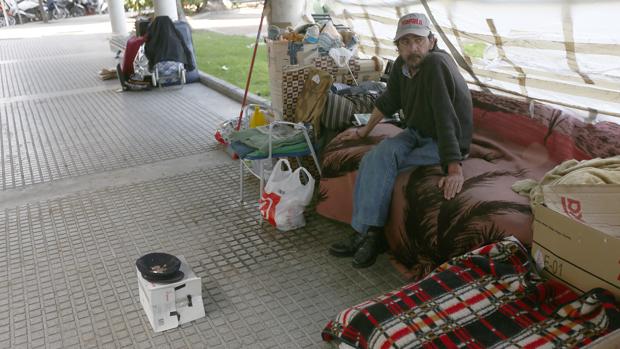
[373,137,405,158]
[360,139,397,169]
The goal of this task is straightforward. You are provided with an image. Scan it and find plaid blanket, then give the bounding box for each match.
[322,238,620,348]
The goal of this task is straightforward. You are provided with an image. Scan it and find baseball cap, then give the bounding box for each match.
[394,13,431,41]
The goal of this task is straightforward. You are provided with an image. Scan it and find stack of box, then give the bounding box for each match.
[138,255,205,332]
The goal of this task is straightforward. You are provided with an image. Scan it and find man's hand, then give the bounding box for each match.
[340,126,367,141]
[438,162,464,200]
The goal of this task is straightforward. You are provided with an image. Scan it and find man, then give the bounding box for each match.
[329,13,473,268]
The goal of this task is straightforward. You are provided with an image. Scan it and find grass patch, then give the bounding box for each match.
[193,30,270,98]
[463,42,487,59]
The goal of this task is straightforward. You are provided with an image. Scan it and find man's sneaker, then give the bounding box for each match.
[329,232,365,257]
[352,229,382,268]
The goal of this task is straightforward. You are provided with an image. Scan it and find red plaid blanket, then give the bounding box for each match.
[322,238,620,348]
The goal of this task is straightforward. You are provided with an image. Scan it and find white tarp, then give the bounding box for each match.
[323,0,620,123]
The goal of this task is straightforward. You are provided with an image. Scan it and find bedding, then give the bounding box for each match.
[322,238,620,349]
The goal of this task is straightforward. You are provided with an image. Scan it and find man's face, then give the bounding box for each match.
[397,34,435,69]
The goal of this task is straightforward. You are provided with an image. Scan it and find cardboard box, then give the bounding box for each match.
[542,184,620,237]
[531,205,620,300]
[138,255,205,332]
[582,329,620,349]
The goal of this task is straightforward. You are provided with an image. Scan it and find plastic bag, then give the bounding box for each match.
[259,159,315,231]
[132,43,150,81]
[329,47,358,86]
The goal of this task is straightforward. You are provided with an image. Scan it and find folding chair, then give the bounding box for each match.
[311,13,350,31]
[232,120,321,204]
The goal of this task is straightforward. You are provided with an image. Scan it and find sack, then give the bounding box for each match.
[259,159,315,231]
[294,68,333,135]
[121,36,146,78]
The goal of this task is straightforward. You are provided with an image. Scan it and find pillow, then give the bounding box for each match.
[322,92,354,131]
[344,93,378,115]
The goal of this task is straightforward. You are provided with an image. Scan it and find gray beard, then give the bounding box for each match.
[404,54,424,69]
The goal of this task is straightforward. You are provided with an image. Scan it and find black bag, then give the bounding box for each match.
[144,16,195,72]
[135,16,151,37]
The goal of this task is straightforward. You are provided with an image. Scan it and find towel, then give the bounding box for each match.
[512,155,620,205]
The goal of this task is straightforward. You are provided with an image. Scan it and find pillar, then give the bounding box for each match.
[267,0,310,28]
[1,4,10,27]
[107,0,128,36]
[153,0,178,22]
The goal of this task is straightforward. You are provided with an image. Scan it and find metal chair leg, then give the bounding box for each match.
[301,128,322,177]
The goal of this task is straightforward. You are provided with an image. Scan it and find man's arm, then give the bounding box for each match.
[357,107,384,137]
[339,107,385,141]
[427,56,466,199]
[429,63,463,169]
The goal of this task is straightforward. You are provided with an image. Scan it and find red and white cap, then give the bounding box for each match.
[394,13,431,41]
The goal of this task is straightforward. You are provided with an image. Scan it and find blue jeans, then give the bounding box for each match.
[351,128,440,235]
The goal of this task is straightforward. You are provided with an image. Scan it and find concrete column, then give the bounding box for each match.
[154,0,178,21]
[267,0,310,28]
[107,0,128,36]
[1,4,10,27]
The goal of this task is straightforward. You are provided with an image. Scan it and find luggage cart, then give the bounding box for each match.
[151,61,187,88]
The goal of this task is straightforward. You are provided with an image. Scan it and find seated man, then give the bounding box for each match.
[328,13,473,268]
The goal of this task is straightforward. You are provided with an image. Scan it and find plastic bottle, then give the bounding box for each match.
[304,24,320,44]
[250,106,268,128]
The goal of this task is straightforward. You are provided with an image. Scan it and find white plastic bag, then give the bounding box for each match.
[132,43,150,81]
[329,47,358,86]
[259,159,315,231]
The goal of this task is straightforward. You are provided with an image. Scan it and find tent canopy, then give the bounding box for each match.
[323,0,620,123]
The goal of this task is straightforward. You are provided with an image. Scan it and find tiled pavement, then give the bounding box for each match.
[0,25,406,348]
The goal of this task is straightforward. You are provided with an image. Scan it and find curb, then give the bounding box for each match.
[198,71,270,108]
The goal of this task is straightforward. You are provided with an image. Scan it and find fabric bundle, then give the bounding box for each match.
[513,155,620,205]
[230,124,308,158]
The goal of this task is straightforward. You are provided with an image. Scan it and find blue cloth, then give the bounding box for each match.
[351,128,440,235]
[230,140,310,160]
[288,42,304,65]
[336,81,386,96]
[330,82,351,93]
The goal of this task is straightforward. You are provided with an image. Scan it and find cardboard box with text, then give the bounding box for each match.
[532,204,620,300]
[542,184,620,237]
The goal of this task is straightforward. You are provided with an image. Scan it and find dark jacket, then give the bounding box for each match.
[375,49,473,170]
[144,16,195,71]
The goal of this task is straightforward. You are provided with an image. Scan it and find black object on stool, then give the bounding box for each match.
[135,16,151,37]
[136,252,184,283]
